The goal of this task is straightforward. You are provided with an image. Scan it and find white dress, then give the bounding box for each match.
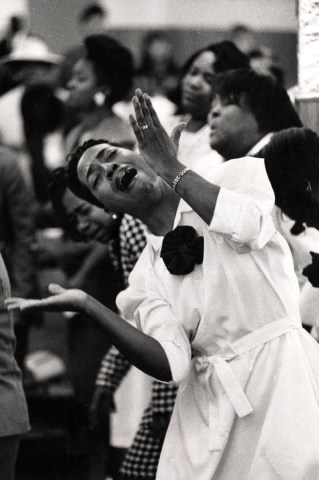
[117,157,319,480]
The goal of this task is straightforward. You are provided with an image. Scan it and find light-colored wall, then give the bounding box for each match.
[104,0,297,31]
[27,0,298,87]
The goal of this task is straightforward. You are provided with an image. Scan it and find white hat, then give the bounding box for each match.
[0,36,63,66]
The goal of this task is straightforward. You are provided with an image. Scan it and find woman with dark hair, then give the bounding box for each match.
[65,34,135,152]
[165,40,250,174]
[7,89,319,479]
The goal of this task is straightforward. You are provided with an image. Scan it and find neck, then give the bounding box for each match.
[185,116,206,133]
[223,133,264,160]
[138,187,180,236]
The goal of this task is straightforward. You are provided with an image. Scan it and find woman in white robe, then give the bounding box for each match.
[5,95,319,480]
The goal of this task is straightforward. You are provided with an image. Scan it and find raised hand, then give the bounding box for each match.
[129,89,185,181]
[5,283,87,313]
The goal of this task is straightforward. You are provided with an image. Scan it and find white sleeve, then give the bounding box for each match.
[116,245,192,383]
[209,187,275,252]
[207,158,276,252]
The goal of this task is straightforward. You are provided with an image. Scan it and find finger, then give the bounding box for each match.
[170,122,186,149]
[144,93,162,128]
[4,298,23,311]
[48,283,66,295]
[132,94,147,128]
[5,298,41,312]
[129,114,145,149]
[135,89,153,127]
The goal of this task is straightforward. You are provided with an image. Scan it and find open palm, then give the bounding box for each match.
[5,284,87,313]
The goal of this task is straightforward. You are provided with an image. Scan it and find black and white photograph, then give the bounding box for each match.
[0,1,319,479]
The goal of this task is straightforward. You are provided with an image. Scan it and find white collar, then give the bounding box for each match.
[246,133,273,157]
[147,199,193,252]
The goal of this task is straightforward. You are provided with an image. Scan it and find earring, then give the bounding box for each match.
[104,208,118,221]
[307,180,312,194]
[93,91,106,106]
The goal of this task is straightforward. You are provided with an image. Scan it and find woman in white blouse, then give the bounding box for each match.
[6,93,319,480]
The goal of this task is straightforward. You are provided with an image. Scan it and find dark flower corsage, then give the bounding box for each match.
[303,251,319,288]
[160,226,204,275]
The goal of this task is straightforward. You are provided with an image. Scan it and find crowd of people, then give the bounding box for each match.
[0,3,319,480]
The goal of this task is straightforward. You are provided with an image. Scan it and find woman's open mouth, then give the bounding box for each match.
[116,166,138,192]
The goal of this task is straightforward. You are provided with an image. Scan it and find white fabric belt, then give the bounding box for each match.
[194,317,301,451]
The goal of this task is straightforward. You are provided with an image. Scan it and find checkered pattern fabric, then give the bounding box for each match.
[119,214,147,286]
[96,345,130,391]
[117,407,165,479]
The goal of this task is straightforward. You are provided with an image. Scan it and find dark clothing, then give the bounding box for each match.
[0,435,21,480]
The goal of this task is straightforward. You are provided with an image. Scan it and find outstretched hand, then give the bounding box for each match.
[129,89,185,181]
[5,284,87,313]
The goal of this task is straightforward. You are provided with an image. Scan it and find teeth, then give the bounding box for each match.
[118,167,137,191]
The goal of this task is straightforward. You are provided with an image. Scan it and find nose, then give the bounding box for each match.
[101,162,119,181]
[208,105,220,124]
[67,78,76,90]
[77,220,90,233]
[188,74,203,89]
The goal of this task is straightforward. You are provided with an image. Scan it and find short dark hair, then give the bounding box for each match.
[84,34,134,106]
[67,139,109,209]
[214,69,302,134]
[174,41,250,112]
[181,41,250,79]
[263,127,319,232]
[79,3,107,24]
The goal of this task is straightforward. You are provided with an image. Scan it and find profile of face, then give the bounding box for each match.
[62,188,115,243]
[208,94,261,160]
[67,58,99,110]
[77,143,163,214]
[181,51,215,120]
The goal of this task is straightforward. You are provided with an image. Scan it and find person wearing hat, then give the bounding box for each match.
[0,38,62,154]
[0,39,59,374]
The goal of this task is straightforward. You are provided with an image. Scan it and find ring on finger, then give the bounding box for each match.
[139,124,149,131]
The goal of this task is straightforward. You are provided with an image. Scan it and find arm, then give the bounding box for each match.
[130,90,275,249]
[95,345,132,391]
[5,283,172,382]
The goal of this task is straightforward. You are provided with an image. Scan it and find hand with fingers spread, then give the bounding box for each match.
[5,283,87,313]
[129,89,186,183]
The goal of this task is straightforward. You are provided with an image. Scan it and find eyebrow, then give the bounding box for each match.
[96,148,106,160]
[85,148,117,183]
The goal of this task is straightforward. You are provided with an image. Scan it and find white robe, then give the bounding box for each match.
[117,157,319,479]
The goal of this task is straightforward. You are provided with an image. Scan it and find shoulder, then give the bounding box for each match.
[206,156,269,188]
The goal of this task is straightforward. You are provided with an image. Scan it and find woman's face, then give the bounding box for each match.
[181,51,216,120]
[208,94,260,159]
[67,58,99,110]
[62,188,115,243]
[77,143,163,214]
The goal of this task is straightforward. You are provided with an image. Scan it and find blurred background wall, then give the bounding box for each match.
[22,0,299,88]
